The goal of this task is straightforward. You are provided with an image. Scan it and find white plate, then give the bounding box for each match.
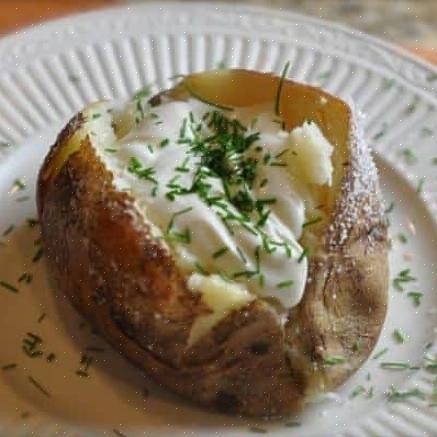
[0,3,437,436]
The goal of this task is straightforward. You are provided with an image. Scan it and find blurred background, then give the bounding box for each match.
[1,0,436,64]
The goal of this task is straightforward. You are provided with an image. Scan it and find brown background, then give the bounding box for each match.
[1,0,436,64]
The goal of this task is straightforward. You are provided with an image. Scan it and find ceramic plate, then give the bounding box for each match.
[0,3,437,436]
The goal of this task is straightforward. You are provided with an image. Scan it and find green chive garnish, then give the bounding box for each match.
[212,247,228,259]
[275,61,291,116]
[0,281,18,293]
[323,356,345,365]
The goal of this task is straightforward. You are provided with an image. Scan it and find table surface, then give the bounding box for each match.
[1,0,436,65]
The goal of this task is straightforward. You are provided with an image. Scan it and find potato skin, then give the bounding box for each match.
[37,127,305,417]
[37,73,388,417]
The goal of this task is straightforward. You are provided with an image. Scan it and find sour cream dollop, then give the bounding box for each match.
[97,97,333,309]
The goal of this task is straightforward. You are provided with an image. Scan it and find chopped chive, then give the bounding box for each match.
[175,157,190,173]
[382,78,396,89]
[256,209,271,228]
[400,148,417,165]
[407,292,423,307]
[127,157,157,184]
[424,355,437,371]
[235,247,246,264]
[380,362,412,370]
[393,328,406,344]
[91,113,101,120]
[263,152,271,165]
[26,218,39,228]
[166,207,193,233]
[28,376,50,397]
[259,178,268,188]
[32,247,44,263]
[416,178,425,194]
[179,117,187,139]
[18,272,33,284]
[421,127,433,137]
[218,271,232,283]
[256,198,277,206]
[159,138,170,148]
[241,223,258,236]
[23,332,43,358]
[404,98,418,115]
[323,355,345,365]
[2,224,14,236]
[387,387,425,402]
[0,280,18,293]
[249,426,268,434]
[274,149,289,159]
[194,262,208,275]
[132,84,151,100]
[373,347,389,360]
[276,280,294,289]
[270,161,287,167]
[275,61,291,116]
[166,228,191,244]
[188,111,195,124]
[284,421,301,427]
[373,130,385,140]
[393,268,416,291]
[233,270,257,279]
[397,233,408,244]
[372,125,387,141]
[352,340,362,353]
[11,178,26,191]
[384,202,395,214]
[46,353,56,363]
[297,247,308,263]
[212,247,228,259]
[2,363,17,371]
[349,385,366,399]
[216,60,226,70]
[77,353,93,376]
[104,148,117,153]
[254,246,261,273]
[302,216,322,228]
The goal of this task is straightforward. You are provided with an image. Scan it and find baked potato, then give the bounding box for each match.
[37,69,388,417]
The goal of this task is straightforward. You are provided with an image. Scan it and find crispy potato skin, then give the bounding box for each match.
[37,71,388,417]
[37,131,304,417]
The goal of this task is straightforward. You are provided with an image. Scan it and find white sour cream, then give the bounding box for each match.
[97,97,333,309]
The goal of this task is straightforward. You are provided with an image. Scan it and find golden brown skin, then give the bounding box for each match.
[37,70,388,417]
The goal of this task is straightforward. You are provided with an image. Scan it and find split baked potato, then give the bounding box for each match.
[37,69,388,417]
